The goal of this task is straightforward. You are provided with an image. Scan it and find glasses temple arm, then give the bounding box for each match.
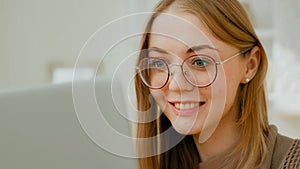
[216,47,252,65]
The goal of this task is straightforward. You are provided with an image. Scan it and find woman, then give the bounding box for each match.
[134,0,300,168]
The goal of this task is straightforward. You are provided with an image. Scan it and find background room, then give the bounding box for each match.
[0,0,299,138]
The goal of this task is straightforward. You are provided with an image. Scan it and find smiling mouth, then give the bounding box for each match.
[169,101,205,110]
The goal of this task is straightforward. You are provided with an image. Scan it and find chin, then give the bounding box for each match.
[163,107,205,136]
[171,120,202,135]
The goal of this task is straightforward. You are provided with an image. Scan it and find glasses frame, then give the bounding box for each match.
[137,47,252,89]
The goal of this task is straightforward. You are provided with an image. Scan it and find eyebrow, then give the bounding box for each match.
[148,45,217,55]
[147,47,168,54]
[187,45,218,53]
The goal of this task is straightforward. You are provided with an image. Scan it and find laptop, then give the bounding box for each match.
[0,77,138,169]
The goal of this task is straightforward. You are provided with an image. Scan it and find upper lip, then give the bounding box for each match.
[168,101,206,107]
[168,101,204,104]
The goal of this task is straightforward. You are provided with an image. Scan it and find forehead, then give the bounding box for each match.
[150,11,214,48]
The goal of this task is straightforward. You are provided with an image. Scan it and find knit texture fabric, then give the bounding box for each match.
[280,139,300,169]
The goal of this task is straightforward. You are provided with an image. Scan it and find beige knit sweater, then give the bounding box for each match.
[198,126,300,169]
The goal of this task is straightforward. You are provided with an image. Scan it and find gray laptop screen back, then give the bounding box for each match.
[0,77,138,169]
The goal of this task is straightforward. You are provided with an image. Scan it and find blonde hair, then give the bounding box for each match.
[135,0,269,168]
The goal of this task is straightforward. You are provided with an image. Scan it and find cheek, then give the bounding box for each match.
[214,64,241,96]
[150,90,165,100]
[209,72,227,101]
[150,90,168,110]
[209,67,241,114]
[224,67,243,103]
[206,70,229,116]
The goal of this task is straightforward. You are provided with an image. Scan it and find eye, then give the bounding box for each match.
[190,56,213,68]
[149,59,166,68]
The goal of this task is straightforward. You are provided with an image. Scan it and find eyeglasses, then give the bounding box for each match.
[137,48,252,89]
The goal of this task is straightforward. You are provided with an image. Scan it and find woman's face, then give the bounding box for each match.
[148,10,247,138]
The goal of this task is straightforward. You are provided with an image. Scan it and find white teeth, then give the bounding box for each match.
[174,103,200,110]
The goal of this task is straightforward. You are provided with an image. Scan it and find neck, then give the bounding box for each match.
[193,107,241,162]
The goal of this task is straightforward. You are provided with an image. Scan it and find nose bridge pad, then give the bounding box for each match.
[169,65,193,90]
[169,64,180,77]
[183,70,189,77]
[169,64,182,78]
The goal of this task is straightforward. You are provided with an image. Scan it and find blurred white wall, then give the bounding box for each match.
[269,0,300,138]
[0,0,158,90]
[244,0,300,137]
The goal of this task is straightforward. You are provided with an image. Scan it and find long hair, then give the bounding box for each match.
[134,0,269,169]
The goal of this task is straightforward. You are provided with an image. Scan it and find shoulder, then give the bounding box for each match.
[272,133,300,169]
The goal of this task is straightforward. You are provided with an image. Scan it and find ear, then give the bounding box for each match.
[241,46,260,84]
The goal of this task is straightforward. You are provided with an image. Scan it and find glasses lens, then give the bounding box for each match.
[183,55,217,87]
[138,58,169,89]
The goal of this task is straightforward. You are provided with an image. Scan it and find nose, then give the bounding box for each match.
[168,65,194,91]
